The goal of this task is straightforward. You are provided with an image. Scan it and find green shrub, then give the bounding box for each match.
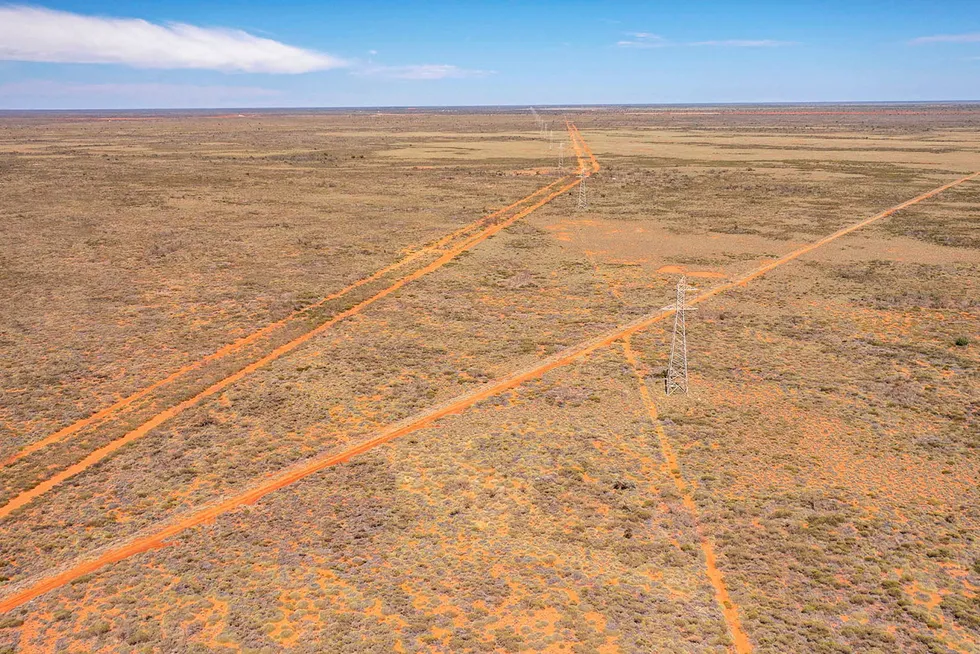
[941,594,980,629]
[89,621,111,636]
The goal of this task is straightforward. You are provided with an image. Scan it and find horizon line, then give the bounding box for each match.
[1,100,979,114]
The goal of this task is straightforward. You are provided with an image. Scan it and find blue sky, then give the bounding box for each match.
[0,0,978,109]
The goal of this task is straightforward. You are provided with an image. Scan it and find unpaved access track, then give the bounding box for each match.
[0,123,597,519]
[621,336,753,653]
[2,177,564,467]
[2,166,973,614]
[579,202,751,651]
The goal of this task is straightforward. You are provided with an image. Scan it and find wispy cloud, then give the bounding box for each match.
[690,39,797,47]
[616,33,669,48]
[910,32,980,45]
[0,5,345,73]
[355,64,492,80]
[617,33,797,49]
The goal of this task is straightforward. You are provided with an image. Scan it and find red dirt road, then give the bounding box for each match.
[2,173,569,469]
[2,169,972,614]
[621,337,753,653]
[0,124,596,519]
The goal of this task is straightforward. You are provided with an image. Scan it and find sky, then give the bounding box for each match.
[0,0,978,109]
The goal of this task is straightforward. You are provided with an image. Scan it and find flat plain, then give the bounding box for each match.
[0,105,978,653]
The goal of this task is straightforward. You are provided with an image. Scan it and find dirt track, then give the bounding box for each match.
[0,124,595,519]
[568,122,599,172]
[585,234,753,652]
[621,337,753,653]
[2,166,971,614]
[2,173,569,469]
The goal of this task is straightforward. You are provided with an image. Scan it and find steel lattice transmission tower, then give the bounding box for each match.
[529,107,545,136]
[577,169,588,210]
[558,142,565,172]
[663,276,698,395]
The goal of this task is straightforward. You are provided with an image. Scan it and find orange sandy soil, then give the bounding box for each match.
[647,186,980,653]
[0,163,582,518]
[0,112,554,457]
[6,351,735,652]
[1,106,978,652]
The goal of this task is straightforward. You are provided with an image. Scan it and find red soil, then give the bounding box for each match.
[2,169,972,613]
[0,124,596,519]
[2,174,569,469]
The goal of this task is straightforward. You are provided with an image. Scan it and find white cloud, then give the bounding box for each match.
[689,40,797,47]
[911,33,980,45]
[0,5,345,73]
[617,33,669,48]
[356,64,492,80]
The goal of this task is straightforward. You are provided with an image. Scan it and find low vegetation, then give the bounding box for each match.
[1,106,977,652]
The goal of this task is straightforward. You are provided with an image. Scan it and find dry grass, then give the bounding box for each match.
[1,105,978,653]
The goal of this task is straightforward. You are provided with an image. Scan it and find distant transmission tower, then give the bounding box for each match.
[663,276,698,395]
[529,107,544,135]
[577,169,588,210]
[558,142,565,172]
